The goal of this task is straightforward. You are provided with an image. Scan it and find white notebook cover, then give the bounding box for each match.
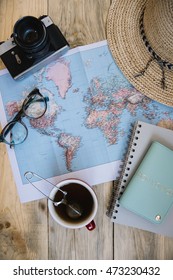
[108,121,173,237]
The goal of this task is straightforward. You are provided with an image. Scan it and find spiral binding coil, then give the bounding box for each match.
[107,121,142,219]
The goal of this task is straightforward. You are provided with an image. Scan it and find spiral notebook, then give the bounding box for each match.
[107,121,173,237]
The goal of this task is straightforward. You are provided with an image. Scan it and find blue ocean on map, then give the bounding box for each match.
[0,41,173,184]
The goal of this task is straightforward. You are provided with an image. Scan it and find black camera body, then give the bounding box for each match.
[0,15,69,79]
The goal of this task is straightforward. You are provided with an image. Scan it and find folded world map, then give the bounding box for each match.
[1,41,173,202]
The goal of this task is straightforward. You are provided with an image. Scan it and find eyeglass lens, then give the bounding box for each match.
[2,121,28,145]
[22,93,47,119]
[1,89,48,146]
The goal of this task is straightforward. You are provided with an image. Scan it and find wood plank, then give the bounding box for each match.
[48,0,110,47]
[114,224,173,259]
[48,183,113,259]
[48,0,113,259]
[0,0,48,260]
[0,0,47,38]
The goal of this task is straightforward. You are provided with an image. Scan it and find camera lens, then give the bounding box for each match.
[23,29,39,44]
[13,16,48,56]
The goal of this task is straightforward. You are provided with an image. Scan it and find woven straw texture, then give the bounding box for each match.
[107,0,173,107]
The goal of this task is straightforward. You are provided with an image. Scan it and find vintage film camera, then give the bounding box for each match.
[0,15,69,79]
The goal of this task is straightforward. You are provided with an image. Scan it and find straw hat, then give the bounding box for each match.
[107,0,173,107]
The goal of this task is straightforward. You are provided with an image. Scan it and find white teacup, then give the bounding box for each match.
[48,179,98,230]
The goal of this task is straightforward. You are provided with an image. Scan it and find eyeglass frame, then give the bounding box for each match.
[0,88,49,146]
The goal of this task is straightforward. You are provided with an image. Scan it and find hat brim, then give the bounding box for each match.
[107,0,173,107]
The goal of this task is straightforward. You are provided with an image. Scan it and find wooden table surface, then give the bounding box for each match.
[0,0,173,260]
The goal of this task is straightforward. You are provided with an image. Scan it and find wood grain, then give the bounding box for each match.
[1,0,173,260]
[114,224,173,259]
[0,0,48,260]
[48,183,113,260]
[48,0,109,47]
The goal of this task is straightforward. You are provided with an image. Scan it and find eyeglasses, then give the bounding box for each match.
[0,88,49,146]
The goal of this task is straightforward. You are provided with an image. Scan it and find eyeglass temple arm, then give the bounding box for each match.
[1,108,24,138]
[0,135,4,143]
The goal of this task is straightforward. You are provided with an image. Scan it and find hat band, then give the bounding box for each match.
[134,9,173,90]
[140,10,173,70]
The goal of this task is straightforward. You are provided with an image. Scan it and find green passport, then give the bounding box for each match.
[120,141,173,224]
